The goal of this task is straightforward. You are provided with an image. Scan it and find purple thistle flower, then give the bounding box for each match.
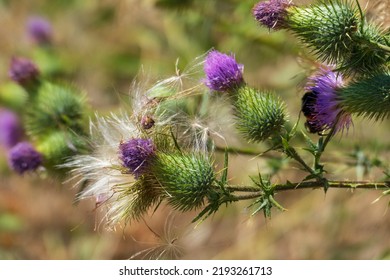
[8,142,43,174]
[302,68,352,134]
[204,50,244,92]
[0,109,23,149]
[27,16,53,45]
[8,57,40,86]
[119,138,156,178]
[253,0,292,30]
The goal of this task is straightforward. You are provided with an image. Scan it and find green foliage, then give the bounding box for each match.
[234,86,287,142]
[151,153,216,211]
[249,173,286,218]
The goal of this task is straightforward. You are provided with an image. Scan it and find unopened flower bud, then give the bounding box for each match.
[234,86,287,142]
[152,153,215,211]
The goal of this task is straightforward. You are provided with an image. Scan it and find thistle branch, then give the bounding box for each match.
[227,180,390,195]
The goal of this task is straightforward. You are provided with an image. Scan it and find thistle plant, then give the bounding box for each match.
[203,50,288,143]
[1,56,88,176]
[1,0,390,242]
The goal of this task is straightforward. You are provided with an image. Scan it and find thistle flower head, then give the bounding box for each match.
[26,16,53,45]
[9,57,40,87]
[253,0,292,30]
[119,138,156,178]
[302,68,352,133]
[204,50,244,92]
[0,109,23,149]
[8,141,43,174]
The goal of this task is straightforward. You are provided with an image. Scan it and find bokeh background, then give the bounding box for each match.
[0,0,389,259]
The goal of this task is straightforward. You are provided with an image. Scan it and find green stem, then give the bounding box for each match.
[231,192,264,201]
[227,181,389,196]
[313,124,336,173]
[285,145,315,175]
[227,186,262,192]
[215,145,259,156]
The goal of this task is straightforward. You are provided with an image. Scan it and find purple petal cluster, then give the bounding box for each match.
[302,68,352,134]
[119,138,156,178]
[253,0,292,30]
[204,50,244,92]
[8,142,43,174]
[27,16,53,45]
[8,57,40,86]
[0,109,23,149]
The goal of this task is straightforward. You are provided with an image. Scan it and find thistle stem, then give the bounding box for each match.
[215,145,260,156]
[227,186,262,192]
[285,145,315,175]
[227,181,390,195]
[231,192,264,200]
[313,123,337,174]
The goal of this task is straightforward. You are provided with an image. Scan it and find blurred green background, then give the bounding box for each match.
[0,0,389,259]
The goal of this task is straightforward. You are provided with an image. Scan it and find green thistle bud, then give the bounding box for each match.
[25,82,86,139]
[287,0,358,64]
[344,23,389,75]
[0,83,28,111]
[285,0,389,75]
[234,86,287,142]
[339,73,390,121]
[151,153,216,211]
[37,130,86,172]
